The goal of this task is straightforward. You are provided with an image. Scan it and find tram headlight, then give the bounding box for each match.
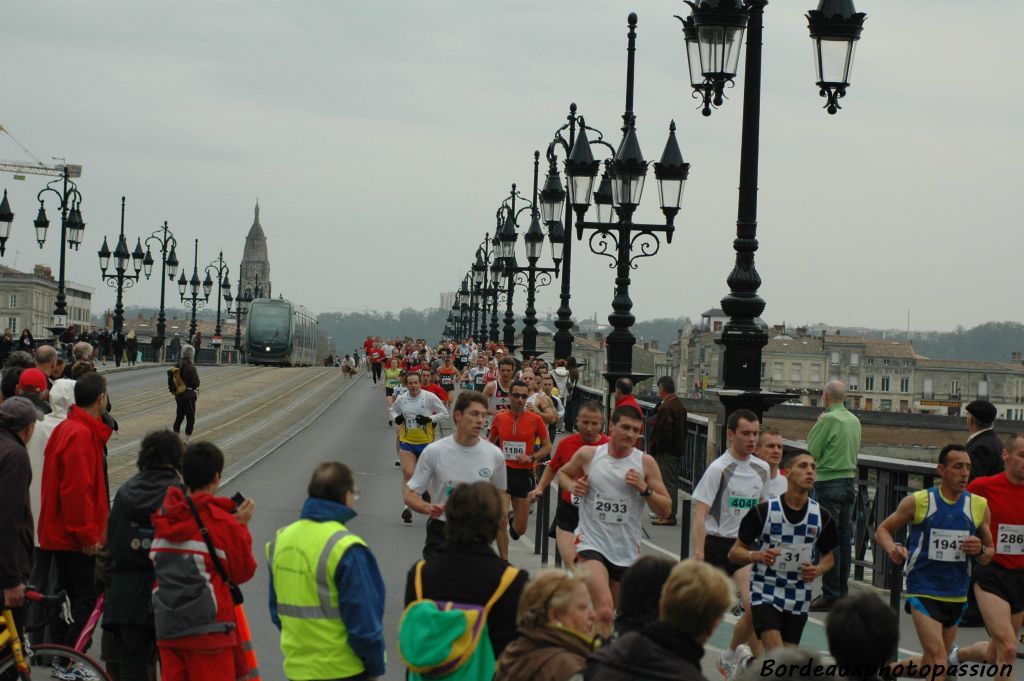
[265,346,271,351]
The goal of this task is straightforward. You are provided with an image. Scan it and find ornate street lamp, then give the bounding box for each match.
[565,13,691,399]
[179,239,209,340]
[97,196,144,336]
[676,0,866,426]
[143,221,178,362]
[0,191,13,256]
[205,251,231,358]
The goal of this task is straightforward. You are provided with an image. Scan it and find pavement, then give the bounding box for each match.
[103,368,1018,681]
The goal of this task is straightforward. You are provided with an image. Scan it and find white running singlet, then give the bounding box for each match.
[574,443,645,568]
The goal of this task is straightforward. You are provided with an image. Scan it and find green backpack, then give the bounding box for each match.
[398,560,519,680]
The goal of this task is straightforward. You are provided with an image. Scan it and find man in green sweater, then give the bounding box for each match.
[807,380,861,611]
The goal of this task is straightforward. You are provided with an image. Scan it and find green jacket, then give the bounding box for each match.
[807,403,861,481]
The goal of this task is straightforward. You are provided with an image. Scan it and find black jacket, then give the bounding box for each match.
[966,429,1004,481]
[584,621,709,681]
[103,466,180,629]
[177,359,200,392]
[404,540,528,657]
[649,394,687,457]
[0,428,33,590]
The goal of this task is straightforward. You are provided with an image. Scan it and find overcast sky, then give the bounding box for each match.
[2,1,1020,333]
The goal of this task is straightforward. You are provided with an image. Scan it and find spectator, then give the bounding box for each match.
[1,365,25,403]
[0,397,40,631]
[613,556,676,637]
[67,342,94,379]
[172,344,200,437]
[18,328,34,355]
[0,329,13,365]
[267,462,385,680]
[37,371,113,652]
[151,441,257,681]
[4,350,33,370]
[16,368,51,417]
[103,430,184,681]
[494,568,597,681]
[126,330,139,366]
[34,345,58,388]
[648,376,687,525]
[825,593,899,680]
[584,559,734,681]
[26,379,74,548]
[965,399,1004,481]
[403,481,528,659]
[807,380,861,611]
[99,328,113,366]
[169,334,182,362]
[112,330,125,368]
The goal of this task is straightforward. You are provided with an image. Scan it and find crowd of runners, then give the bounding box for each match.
[350,334,1024,680]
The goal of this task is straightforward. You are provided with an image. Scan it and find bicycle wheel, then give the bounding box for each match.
[0,643,111,681]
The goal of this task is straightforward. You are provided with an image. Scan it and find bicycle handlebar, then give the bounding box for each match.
[25,588,68,604]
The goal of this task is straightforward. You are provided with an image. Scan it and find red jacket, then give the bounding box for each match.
[37,406,113,551]
[150,487,257,649]
[424,382,450,404]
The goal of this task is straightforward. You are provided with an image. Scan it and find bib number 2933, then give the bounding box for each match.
[593,494,628,524]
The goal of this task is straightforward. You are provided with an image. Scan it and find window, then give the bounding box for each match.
[923,378,934,399]
[900,377,910,392]
[7,294,15,308]
[883,359,891,366]
[790,363,802,382]
[881,399,893,411]
[760,362,766,379]
[810,363,822,383]
[772,362,783,382]
[849,375,859,390]
[865,375,875,391]
[5,317,17,333]
[850,352,859,366]
[950,379,961,396]
[866,358,874,365]
[881,376,891,392]
[979,380,989,398]
[830,351,840,366]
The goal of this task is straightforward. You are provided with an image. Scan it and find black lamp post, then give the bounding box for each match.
[472,233,502,344]
[24,166,86,337]
[205,251,231,351]
[177,239,209,341]
[472,250,489,342]
[457,278,470,340]
[677,0,865,423]
[541,105,616,362]
[497,152,563,359]
[564,13,691,400]
[0,191,13,257]
[143,221,179,361]
[97,196,145,336]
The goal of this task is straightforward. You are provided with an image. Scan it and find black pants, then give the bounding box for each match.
[173,392,197,435]
[118,625,157,681]
[371,363,382,383]
[51,551,96,648]
[423,520,447,560]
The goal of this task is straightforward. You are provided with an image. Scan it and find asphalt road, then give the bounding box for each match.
[212,372,1022,681]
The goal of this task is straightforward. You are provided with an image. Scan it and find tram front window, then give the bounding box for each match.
[249,305,290,348]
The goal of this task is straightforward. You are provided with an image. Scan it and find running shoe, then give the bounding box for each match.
[54,662,102,681]
[731,644,753,680]
[402,507,412,524]
[717,648,738,680]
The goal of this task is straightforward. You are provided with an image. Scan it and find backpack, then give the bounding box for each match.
[167,367,186,395]
[398,560,519,680]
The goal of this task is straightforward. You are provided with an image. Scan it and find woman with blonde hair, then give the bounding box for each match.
[494,568,598,681]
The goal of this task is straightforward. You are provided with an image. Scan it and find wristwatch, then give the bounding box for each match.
[640,486,653,497]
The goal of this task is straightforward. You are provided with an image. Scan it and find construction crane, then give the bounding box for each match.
[0,125,81,178]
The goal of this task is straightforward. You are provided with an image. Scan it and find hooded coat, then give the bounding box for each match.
[583,621,709,681]
[150,486,256,648]
[494,624,596,681]
[103,466,181,629]
[0,427,33,590]
[27,378,74,528]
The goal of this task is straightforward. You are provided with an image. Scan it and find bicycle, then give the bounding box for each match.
[0,589,111,680]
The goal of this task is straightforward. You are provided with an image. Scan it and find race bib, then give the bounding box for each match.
[930,528,968,562]
[728,493,759,518]
[593,494,628,524]
[503,440,527,461]
[774,543,814,573]
[997,524,1024,555]
[570,492,582,507]
[405,412,424,430]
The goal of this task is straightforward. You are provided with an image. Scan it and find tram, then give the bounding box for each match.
[244,297,318,366]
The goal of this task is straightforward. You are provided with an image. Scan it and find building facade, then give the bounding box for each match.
[239,201,272,299]
[0,264,93,337]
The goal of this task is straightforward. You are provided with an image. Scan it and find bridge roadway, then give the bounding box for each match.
[103,367,1015,680]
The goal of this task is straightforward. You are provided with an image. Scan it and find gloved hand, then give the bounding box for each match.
[394,414,405,425]
[415,415,431,426]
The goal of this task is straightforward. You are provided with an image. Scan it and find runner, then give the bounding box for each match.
[489,379,550,561]
[528,400,608,566]
[691,408,769,677]
[540,375,565,441]
[391,373,449,525]
[728,449,838,661]
[464,354,490,394]
[436,355,459,397]
[555,404,672,637]
[403,391,507,559]
[482,356,516,423]
[456,339,472,373]
[368,341,385,385]
[757,426,788,499]
[383,359,403,418]
[420,368,451,410]
[874,444,992,678]
[948,434,1024,680]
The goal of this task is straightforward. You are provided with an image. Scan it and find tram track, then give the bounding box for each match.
[109,366,239,419]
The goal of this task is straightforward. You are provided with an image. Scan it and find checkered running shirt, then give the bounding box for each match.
[750,497,821,615]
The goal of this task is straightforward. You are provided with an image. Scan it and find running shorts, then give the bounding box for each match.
[905,596,967,628]
[751,604,809,644]
[553,496,580,533]
[576,550,628,582]
[399,442,429,457]
[505,467,535,499]
[974,562,1024,614]
[704,535,743,576]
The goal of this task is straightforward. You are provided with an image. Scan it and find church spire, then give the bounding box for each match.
[254,199,260,226]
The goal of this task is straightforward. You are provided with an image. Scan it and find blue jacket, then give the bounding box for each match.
[268,498,386,678]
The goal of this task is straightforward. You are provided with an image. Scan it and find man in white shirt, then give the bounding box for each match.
[757,426,788,499]
[692,408,769,678]
[404,391,506,559]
